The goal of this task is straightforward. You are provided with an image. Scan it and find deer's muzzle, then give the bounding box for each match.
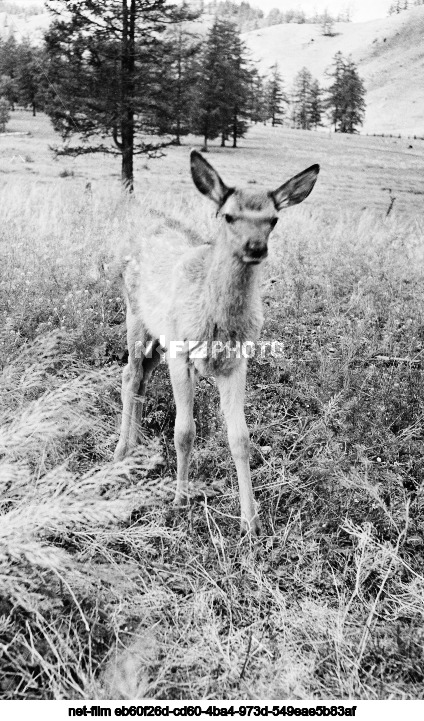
[242,241,268,264]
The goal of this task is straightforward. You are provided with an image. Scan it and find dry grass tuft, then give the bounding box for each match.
[1,176,424,699]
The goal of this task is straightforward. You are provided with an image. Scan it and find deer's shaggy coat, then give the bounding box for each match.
[115,150,319,534]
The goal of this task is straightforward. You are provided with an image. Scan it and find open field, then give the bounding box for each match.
[1,113,424,699]
[1,110,424,215]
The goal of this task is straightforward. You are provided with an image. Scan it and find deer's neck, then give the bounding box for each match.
[204,242,261,336]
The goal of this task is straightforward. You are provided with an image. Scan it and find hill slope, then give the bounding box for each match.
[0,9,49,43]
[0,5,422,136]
[243,6,424,136]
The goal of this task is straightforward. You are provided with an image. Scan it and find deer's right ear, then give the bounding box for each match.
[190,150,233,207]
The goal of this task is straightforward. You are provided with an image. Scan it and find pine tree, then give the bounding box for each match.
[248,68,267,124]
[325,52,366,133]
[291,69,322,131]
[226,29,252,147]
[309,79,323,129]
[153,24,200,145]
[0,95,10,131]
[320,9,335,35]
[15,41,46,116]
[190,19,227,150]
[265,63,287,126]
[339,57,366,132]
[0,36,19,108]
[325,50,345,132]
[0,74,17,109]
[44,0,197,191]
[190,18,251,149]
[291,67,313,129]
[267,8,284,25]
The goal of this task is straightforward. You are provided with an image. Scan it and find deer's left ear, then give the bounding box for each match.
[271,164,320,210]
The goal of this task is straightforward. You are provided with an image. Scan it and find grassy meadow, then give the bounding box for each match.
[1,111,424,700]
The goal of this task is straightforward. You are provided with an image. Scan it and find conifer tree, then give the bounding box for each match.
[325,50,345,131]
[309,79,323,129]
[291,68,323,130]
[190,19,226,150]
[291,66,313,129]
[16,40,46,116]
[325,52,366,133]
[0,36,19,108]
[225,29,252,147]
[44,0,196,191]
[339,57,366,132]
[153,24,200,145]
[0,95,10,132]
[190,18,251,149]
[320,9,335,35]
[248,68,267,124]
[265,63,287,126]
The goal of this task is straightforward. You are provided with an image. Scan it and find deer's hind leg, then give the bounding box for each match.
[114,308,160,461]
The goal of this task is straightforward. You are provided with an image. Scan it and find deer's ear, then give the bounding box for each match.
[271,164,319,210]
[190,149,233,206]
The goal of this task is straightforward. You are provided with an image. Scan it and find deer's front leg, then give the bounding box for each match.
[169,356,196,506]
[216,360,260,536]
[114,356,143,461]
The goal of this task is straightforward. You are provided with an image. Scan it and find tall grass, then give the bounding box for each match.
[1,180,424,699]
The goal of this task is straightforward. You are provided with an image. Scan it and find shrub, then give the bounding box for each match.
[0,95,11,132]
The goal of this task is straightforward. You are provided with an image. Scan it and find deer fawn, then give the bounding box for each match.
[115,150,319,535]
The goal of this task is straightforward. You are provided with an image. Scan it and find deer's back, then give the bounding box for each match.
[121,214,212,342]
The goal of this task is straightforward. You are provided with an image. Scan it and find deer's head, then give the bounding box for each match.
[191,149,319,265]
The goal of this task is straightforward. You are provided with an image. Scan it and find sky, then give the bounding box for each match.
[237,0,392,23]
[9,0,392,23]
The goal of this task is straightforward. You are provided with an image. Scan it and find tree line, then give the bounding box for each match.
[0,35,45,115]
[200,1,352,32]
[388,0,424,13]
[0,0,366,191]
[0,1,42,16]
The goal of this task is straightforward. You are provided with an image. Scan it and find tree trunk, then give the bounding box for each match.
[221,131,226,147]
[232,107,237,148]
[121,131,133,190]
[120,0,135,192]
[32,102,36,117]
[203,114,208,151]
[175,29,182,146]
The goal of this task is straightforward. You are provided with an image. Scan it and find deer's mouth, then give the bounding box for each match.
[242,249,268,264]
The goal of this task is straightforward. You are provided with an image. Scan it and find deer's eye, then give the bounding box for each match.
[224,214,235,224]
[270,218,278,229]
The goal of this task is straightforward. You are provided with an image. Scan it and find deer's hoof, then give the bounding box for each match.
[241,515,262,538]
[114,443,127,462]
[173,493,190,509]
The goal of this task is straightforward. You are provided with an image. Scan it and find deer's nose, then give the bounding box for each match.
[242,240,268,264]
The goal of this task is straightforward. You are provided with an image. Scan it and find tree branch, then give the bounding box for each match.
[112,126,122,150]
[50,143,120,157]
